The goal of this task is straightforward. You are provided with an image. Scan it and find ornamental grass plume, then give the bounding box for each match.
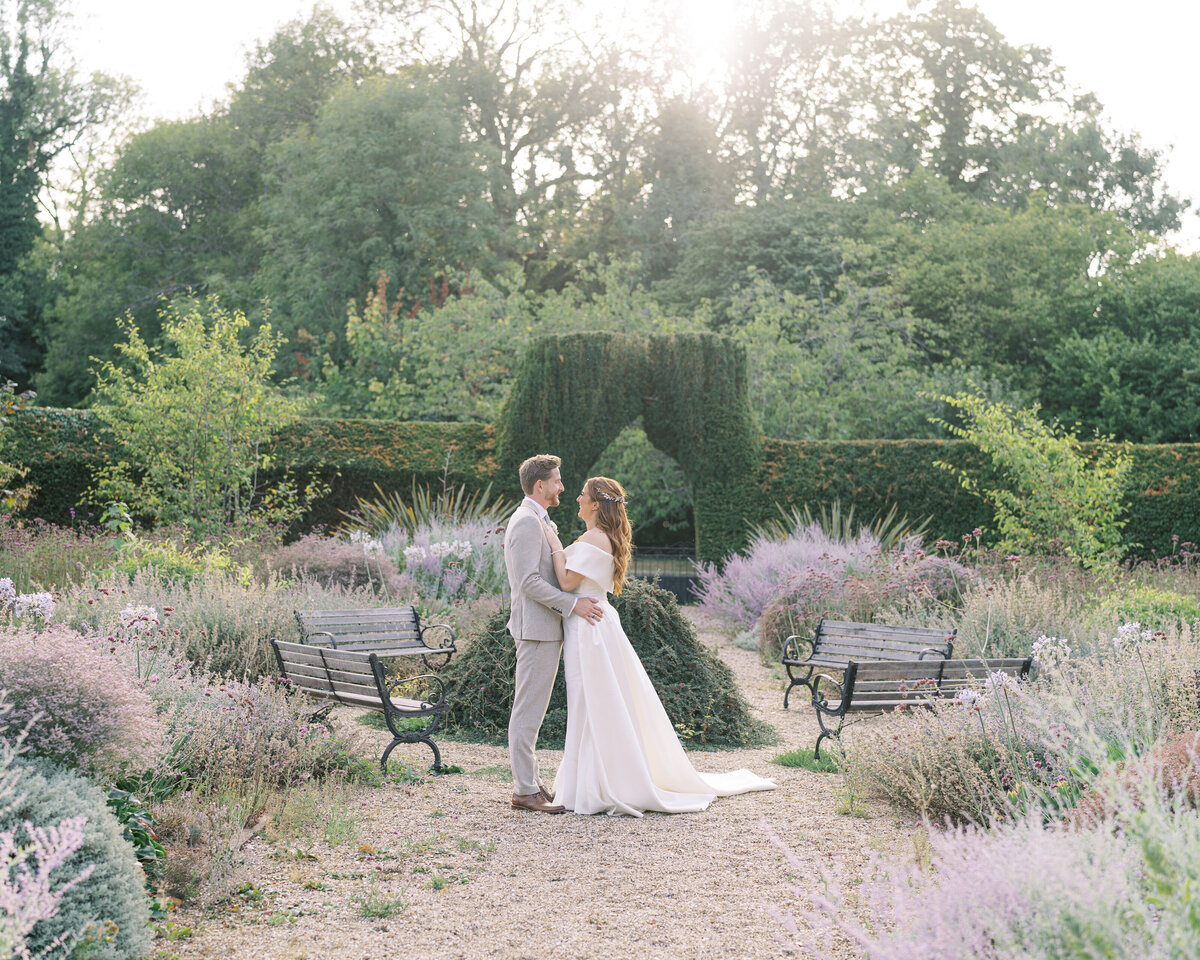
[0,625,162,779]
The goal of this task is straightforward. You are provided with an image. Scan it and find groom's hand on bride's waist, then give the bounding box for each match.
[572,596,603,624]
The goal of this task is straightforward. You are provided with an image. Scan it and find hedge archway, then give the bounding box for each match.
[496,331,761,562]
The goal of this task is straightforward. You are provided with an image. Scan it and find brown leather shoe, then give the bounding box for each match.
[537,780,556,804]
[512,792,566,814]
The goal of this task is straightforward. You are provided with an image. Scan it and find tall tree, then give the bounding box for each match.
[35,6,372,405]
[256,74,499,367]
[0,0,130,386]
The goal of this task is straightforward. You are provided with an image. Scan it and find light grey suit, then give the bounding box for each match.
[504,501,577,795]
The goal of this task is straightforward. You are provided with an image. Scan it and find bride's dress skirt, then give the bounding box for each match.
[552,551,775,816]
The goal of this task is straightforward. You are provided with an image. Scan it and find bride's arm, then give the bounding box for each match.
[542,521,584,591]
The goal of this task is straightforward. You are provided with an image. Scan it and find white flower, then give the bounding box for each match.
[1032,634,1071,665]
[13,592,55,623]
[403,545,427,564]
[984,671,1015,693]
[452,540,473,559]
[1112,621,1142,651]
[954,688,981,706]
[120,604,159,629]
[0,577,15,604]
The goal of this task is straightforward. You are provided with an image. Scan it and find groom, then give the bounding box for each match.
[504,454,604,814]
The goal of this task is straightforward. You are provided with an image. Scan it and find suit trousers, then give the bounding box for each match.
[508,637,563,796]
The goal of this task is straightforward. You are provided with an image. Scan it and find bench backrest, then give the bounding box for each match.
[814,619,955,663]
[842,656,1032,709]
[272,638,387,710]
[295,607,424,652]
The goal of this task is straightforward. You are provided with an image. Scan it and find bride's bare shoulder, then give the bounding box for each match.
[578,528,612,554]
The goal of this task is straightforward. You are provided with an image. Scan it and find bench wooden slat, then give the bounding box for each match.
[819,620,952,638]
[279,661,379,686]
[303,631,424,645]
[299,608,420,620]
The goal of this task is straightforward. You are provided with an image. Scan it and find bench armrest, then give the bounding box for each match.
[388,673,447,709]
[917,646,949,660]
[811,673,844,715]
[781,633,815,663]
[418,622,457,651]
[305,630,337,649]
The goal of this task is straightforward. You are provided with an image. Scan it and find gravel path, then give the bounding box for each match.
[165,612,914,960]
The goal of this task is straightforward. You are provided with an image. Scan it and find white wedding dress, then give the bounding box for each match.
[553,542,776,816]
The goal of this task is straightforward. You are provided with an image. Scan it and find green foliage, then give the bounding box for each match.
[33,6,374,407]
[441,578,774,748]
[257,74,498,357]
[0,376,34,511]
[933,393,1133,565]
[106,786,166,891]
[729,266,934,439]
[772,747,841,773]
[495,330,650,511]
[11,757,152,960]
[1089,585,1200,631]
[496,331,761,562]
[90,297,318,538]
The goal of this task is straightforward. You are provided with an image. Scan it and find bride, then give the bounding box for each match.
[540,476,776,816]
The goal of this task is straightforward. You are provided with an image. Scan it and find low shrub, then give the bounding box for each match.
[780,785,1200,959]
[1089,583,1200,631]
[147,667,352,791]
[0,625,162,779]
[10,757,151,960]
[265,532,408,594]
[885,561,1092,659]
[756,548,970,660]
[54,568,380,681]
[441,578,774,748]
[0,520,113,593]
[839,622,1200,825]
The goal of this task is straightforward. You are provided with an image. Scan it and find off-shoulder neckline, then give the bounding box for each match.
[568,540,614,558]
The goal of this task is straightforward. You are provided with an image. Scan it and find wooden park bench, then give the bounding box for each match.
[809,656,1033,757]
[271,638,448,771]
[294,606,456,667]
[781,619,956,709]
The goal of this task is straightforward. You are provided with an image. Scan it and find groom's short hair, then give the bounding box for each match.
[519,454,561,494]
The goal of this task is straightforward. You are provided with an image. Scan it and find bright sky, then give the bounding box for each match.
[70,0,1200,250]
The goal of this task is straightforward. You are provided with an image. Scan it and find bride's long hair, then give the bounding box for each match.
[586,476,632,594]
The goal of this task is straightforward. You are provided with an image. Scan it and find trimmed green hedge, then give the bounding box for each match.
[8,409,1200,558]
[758,438,1200,558]
[7,409,503,530]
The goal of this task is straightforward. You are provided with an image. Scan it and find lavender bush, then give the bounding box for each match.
[774,781,1200,959]
[840,621,1200,825]
[147,666,351,790]
[265,531,411,595]
[695,523,969,660]
[0,626,163,779]
[381,516,508,610]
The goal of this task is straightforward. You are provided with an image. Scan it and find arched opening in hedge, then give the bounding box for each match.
[496,332,761,563]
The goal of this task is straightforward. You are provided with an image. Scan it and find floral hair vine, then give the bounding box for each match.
[597,490,629,503]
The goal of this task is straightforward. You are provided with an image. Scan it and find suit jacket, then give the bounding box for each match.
[504,502,576,641]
